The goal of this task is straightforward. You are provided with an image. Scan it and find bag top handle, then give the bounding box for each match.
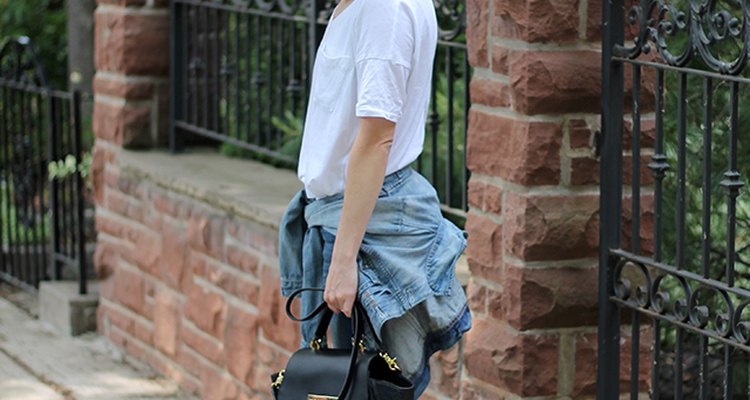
[283,287,378,400]
[284,287,384,350]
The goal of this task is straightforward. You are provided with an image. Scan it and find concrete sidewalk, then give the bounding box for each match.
[0,290,196,400]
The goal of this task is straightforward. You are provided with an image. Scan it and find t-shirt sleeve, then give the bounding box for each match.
[354,0,415,123]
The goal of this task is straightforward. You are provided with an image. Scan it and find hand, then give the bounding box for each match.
[324,257,359,318]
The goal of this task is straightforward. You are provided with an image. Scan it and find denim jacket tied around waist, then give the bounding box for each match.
[278,166,470,344]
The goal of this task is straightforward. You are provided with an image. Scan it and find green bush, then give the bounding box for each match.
[48,152,93,189]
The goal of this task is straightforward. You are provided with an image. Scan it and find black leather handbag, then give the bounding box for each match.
[270,288,414,400]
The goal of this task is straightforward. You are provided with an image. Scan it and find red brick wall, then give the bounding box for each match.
[93,164,300,398]
[93,1,169,148]
[461,0,653,398]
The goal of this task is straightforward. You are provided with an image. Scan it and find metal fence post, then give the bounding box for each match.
[45,92,61,281]
[71,90,87,295]
[169,0,185,153]
[597,0,625,398]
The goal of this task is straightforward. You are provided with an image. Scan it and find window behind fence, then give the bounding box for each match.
[169,0,470,221]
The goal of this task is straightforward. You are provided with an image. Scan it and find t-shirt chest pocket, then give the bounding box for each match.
[310,49,354,113]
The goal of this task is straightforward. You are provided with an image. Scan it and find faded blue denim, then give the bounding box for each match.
[278,165,472,398]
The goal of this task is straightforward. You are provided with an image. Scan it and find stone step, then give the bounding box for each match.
[0,296,196,400]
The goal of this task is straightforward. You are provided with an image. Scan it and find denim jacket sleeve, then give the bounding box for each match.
[278,190,308,296]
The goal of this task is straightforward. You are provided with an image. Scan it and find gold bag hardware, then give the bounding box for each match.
[308,395,338,400]
[379,352,401,372]
[271,369,285,389]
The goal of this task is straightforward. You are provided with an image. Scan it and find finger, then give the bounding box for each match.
[323,290,332,306]
[335,294,346,315]
[327,295,341,314]
[340,300,350,318]
[341,298,354,318]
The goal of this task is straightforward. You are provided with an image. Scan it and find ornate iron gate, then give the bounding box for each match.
[0,37,88,294]
[599,0,750,398]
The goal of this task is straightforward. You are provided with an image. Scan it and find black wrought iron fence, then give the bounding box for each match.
[599,1,750,399]
[0,37,88,294]
[169,0,470,218]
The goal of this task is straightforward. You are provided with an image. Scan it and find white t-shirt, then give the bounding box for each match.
[296,0,438,199]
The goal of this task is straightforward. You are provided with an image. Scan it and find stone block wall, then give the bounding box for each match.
[93,0,170,148]
[94,161,298,398]
[460,0,653,398]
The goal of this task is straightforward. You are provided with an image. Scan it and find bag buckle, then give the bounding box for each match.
[310,337,324,351]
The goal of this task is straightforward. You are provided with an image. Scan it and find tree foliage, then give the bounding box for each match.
[0,0,68,88]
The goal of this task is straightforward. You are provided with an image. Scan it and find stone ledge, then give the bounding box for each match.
[115,148,469,285]
[116,148,301,230]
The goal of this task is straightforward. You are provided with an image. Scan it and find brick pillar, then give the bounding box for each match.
[92,0,170,150]
[461,1,651,398]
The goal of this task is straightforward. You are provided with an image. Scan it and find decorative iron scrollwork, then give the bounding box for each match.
[612,249,750,350]
[614,0,749,75]
[237,0,304,14]
[434,0,466,41]
[198,0,466,38]
[613,258,653,308]
[316,0,338,22]
[0,36,48,87]
[732,300,750,344]
[230,0,333,17]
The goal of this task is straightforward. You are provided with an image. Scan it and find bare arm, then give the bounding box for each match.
[323,117,395,317]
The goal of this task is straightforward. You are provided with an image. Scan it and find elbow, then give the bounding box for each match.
[379,135,394,152]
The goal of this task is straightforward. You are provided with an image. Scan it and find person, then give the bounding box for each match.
[278,0,471,397]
